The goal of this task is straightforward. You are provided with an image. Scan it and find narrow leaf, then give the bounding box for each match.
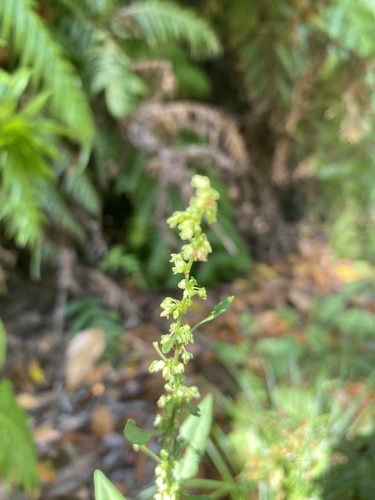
[191,296,234,333]
[94,470,126,500]
[124,419,158,445]
[174,393,213,482]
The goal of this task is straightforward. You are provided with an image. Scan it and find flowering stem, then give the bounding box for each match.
[148,175,221,499]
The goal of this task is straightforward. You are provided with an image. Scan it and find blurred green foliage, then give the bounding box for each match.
[0,320,40,493]
[211,276,375,499]
[2,0,375,278]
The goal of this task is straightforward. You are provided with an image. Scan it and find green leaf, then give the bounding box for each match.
[124,419,158,446]
[0,319,5,368]
[94,470,126,500]
[191,296,234,333]
[0,380,40,492]
[174,393,213,482]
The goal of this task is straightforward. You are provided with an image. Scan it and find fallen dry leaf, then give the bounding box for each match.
[288,287,312,313]
[254,310,289,336]
[64,328,106,390]
[91,404,115,437]
[34,425,62,446]
[16,392,39,410]
[38,461,57,483]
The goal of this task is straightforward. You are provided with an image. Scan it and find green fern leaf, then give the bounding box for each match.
[114,0,221,59]
[62,167,101,217]
[0,0,95,146]
[0,380,40,492]
[50,1,93,59]
[0,70,71,248]
[37,182,86,242]
[114,152,146,194]
[89,30,146,117]
[55,0,117,21]
[320,0,375,57]
[128,181,157,247]
[172,59,211,98]
[100,245,146,286]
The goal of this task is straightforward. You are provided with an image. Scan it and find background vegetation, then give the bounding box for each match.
[3,0,375,276]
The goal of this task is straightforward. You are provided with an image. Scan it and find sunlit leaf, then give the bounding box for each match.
[94,470,126,500]
[124,419,158,446]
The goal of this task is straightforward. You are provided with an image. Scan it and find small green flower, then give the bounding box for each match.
[160,297,181,319]
[170,253,189,275]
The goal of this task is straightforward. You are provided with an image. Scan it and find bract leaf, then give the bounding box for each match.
[191,296,234,333]
[124,419,158,445]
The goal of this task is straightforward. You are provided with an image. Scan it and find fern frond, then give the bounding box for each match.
[89,30,146,117]
[0,380,40,492]
[128,180,158,247]
[146,227,170,286]
[0,70,68,248]
[321,0,375,57]
[100,244,146,286]
[173,59,211,98]
[114,151,146,194]
[50,4,93,60]
[114,0,221,59]
[129,102,248,170]
[62,167,101,217]
[55,0,118,21]
[37,182,86,242]
[0,0,95,146]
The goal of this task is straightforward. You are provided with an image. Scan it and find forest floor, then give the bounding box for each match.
[0,231,374,499]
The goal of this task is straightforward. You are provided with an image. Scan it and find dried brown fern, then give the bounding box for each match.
[124,58,299,261]
[271,52,325,187]
[131,59,177,103]
[129,101,248,172]
[340,77,372,144]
